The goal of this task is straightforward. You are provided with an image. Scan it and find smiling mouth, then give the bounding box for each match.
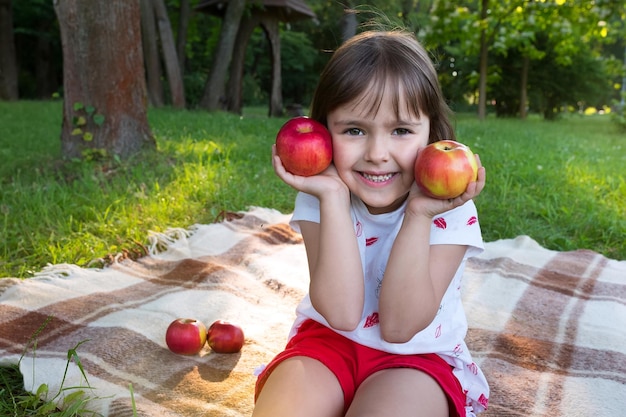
[360,172,395,183]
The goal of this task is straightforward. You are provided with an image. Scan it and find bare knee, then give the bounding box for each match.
[253,356,344,417]
[345,368,449,417]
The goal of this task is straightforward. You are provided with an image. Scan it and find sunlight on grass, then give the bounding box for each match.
[0,102,624,280]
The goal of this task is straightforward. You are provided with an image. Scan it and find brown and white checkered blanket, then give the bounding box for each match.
[1,207,624,416]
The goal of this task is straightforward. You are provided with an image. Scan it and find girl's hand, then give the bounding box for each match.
[272,145,349,199]
[406,154,486,219]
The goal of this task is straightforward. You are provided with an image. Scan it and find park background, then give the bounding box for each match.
[0,1,625,415]
[1,0,625,278]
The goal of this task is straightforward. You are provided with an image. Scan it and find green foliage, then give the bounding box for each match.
[424,0,624,118]
[244,27,319,106]
[12,0,63,99]
[9,0,623,118]
[70,102,105,142]
[0,317,106,416]
[490,33,613,118]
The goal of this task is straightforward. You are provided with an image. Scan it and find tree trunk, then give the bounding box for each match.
[199,0,245,111]
[54,0,154,159]
[176,0,191,76]
[264,19,283,117]
[0,0,18,100]
[226,15,259,114]
[141,0,164,107]
[477,0,488,121]
[152,0,185,108]
[519,54,529,119]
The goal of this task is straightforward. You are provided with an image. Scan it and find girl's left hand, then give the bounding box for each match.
[406,154,486,219]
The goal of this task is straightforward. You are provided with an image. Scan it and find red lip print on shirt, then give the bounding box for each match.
[364,312,379,328]
[433,217,447,229]
[467,216,477,226]
[366,237,378,246]
[355,220,363,237]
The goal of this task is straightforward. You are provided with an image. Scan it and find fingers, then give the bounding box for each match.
[458,154,485,201]
[451,154,486,205]
[272,144,297,186]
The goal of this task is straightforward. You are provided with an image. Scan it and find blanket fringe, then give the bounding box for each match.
[147,227,196,256]
[33,263,90,279]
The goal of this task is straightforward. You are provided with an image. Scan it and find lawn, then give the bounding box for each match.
[0,101,624,282]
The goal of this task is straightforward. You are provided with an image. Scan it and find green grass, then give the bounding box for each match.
[456,114,625,259]
[0,102,624,282]
[0,102,295,278]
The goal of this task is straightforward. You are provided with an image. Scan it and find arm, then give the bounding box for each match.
[272,146,364,331]
[378,213,467,343]
[379,157,486,343]
[300,202,364,331]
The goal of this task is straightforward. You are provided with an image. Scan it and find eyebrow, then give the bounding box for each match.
[331,119,423,128]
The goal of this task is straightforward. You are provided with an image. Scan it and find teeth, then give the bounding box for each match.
[362,173,393,182]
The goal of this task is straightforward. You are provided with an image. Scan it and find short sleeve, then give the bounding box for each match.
[289,192,320,233]
[429,200,484,259]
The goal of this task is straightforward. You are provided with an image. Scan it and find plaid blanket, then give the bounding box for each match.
[0,207,624,416]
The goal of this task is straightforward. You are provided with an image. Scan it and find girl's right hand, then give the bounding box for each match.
[405,153,486,220]
[272,145,349,200]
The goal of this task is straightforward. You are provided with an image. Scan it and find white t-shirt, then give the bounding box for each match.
[289,192,490,415]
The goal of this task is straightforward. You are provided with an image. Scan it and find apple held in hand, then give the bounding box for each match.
[275,116,332,177]
[165,318,207,355]
[207,320,245,354]
[414,140,478,199]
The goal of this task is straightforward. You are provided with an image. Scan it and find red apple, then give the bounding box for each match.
[414,140,478,199]
[207,320,245,354]
[165,318,207,355]
[275,116,332,177]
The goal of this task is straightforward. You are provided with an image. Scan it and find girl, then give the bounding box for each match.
[253,30,489,417]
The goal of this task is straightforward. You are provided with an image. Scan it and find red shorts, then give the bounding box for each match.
[255,319,465,416]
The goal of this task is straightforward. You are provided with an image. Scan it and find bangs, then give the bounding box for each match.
[349,69,427,121]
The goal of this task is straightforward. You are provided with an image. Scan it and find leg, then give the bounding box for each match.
[345,368,449,417]
[252,356,345,417]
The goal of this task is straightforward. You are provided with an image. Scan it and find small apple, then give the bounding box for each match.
[275,116,332,177]
[165,318,207,355]
[207,320,245,354]
[414,140,478,199]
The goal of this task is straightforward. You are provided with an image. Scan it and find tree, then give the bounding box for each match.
[141,0,165,107]
[53,0,155,159]
[152,0,185,108]
[426,0,620,119]
[477,0,488,120]
[140,0,186,108]
[0,0,18,100]
[199,0,245,111]
[176,0,192,75]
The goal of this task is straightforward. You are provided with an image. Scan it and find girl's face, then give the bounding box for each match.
[327,88,430,215]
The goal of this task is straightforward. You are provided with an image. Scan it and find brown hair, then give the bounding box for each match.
[310,31,455,143]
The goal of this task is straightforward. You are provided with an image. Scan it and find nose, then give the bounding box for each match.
[364,134,390,163]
